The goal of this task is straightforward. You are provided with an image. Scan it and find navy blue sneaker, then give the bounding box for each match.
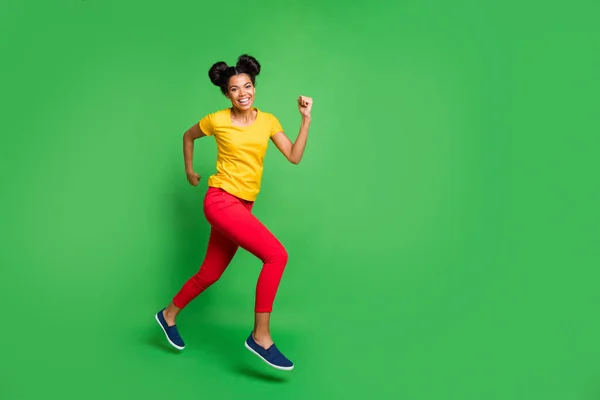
[244,334,294,371]
[155,308,185,350]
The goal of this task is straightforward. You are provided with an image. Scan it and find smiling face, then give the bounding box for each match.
[226,73,255,111]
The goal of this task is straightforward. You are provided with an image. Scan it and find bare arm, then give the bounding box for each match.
[183,123,207,185]
[271,96,313,165]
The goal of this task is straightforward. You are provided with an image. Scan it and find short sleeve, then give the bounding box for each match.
[199,113,215,136]
[270,114,284,137]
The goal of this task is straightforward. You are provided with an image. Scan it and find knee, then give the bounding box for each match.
[268,245,288,267]
[279,246,289,265]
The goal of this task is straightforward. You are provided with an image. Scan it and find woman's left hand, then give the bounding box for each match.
[298,95,313,118]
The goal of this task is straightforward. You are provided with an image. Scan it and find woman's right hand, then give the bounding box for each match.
[186,170,201,186]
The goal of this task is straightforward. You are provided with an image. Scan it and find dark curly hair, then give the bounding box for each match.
[208,54,261,95]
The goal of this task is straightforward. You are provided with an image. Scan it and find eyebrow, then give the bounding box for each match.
[229,82,252,89]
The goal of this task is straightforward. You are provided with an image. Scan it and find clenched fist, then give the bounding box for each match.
[298,95,313,118]
[186,171,201,186]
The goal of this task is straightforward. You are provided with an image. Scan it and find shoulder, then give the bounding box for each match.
[257,109,284,135]
[200,108,230,126]
[257,109,281,124]
[199,108,230,135]
[202,108,230,122]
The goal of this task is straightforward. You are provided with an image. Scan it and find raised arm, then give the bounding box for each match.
[271,95,313,165]
[183,123,207,186]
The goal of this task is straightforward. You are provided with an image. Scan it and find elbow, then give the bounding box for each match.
[289,157,301,165]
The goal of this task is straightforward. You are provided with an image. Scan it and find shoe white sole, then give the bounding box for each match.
[244,341,294,371]
[155,313,185,350]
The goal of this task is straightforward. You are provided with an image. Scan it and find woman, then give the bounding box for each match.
[155,54,312,371]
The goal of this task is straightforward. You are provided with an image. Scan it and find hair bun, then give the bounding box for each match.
[208,61,229,86]
[208,55,262,95]
[236,54,261,76]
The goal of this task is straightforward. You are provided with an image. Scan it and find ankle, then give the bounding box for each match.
[252,331,274,349]
[163,309,176,325]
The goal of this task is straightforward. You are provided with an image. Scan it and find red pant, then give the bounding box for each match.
[172,187,288,313]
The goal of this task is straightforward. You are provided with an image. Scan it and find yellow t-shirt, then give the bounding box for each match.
[198,107,284,201]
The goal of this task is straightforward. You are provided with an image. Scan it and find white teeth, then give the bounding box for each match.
[239,98,249,104]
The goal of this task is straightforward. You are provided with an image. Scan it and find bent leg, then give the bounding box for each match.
[204,192,289,314]
[203,188,294,370]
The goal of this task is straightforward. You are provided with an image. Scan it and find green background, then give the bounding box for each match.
[1,0,599,399]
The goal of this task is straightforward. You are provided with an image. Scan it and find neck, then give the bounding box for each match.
[231,107,254,122]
